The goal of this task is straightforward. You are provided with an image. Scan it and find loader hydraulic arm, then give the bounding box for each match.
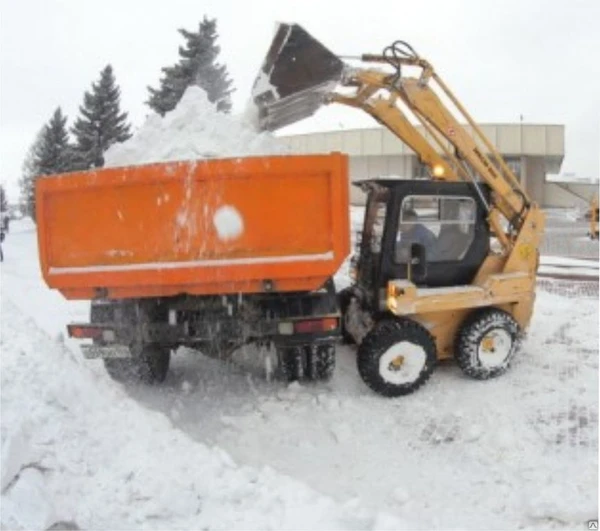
[252,23,545,261]
[327,44,531,233]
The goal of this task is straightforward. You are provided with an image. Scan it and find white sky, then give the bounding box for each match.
[1,0,599,201]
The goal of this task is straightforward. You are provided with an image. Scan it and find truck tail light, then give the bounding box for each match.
[67,325,104,339]
[293,318,338,334]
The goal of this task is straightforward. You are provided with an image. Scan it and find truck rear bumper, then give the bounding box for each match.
[81,344,132,359]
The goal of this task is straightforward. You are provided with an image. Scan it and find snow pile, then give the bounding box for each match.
[104,86,288,168]
[0,298,410,530]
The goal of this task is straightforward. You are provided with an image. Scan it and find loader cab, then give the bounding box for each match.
[355,179,491,296]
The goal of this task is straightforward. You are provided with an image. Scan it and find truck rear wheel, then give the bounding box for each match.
[338,288,356,345]
[103,344,171,384]
[357,319,437,397]
[278,344,336,382]
[308,344,335,381]
[455,308,520,379]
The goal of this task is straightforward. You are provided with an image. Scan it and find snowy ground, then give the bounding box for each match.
[1,218,598,530]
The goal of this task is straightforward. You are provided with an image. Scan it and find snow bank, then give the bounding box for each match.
[0,298,410,530]
[104,86,288,168]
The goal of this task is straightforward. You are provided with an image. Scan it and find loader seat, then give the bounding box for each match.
[435,223,474,261]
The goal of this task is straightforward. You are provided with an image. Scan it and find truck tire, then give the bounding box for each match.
[308,344,336,381]
[138,344,171,383]
[455,308,520,380]
[278,347,305,382]
[357,319,437,397]
[103,344,171,384]
[103,358,139,383]
[278,344,336,382]
[338,288,356,345]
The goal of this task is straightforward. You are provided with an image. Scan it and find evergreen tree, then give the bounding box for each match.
[37,108,72,176]
[20,110,72,222]
[72,65,132,168]
[147,16,234,115]
[19,128,46,219]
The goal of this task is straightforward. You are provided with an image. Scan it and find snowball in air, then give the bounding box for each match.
[213,206,244,241]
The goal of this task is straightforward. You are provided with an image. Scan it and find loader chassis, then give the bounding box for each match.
[252,23,545,396]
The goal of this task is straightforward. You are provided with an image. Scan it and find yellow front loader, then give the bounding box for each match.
[252,24,545,396]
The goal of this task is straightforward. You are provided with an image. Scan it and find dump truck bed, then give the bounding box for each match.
[37,153,350,300]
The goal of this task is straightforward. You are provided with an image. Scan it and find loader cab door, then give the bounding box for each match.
[355,185,391,295]
[381,181,490,288]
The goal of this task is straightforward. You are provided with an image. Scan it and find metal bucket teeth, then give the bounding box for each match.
[251,23,345,131]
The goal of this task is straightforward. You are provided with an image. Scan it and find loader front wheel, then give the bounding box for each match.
[455,308,521,380]
[357,319,436,397]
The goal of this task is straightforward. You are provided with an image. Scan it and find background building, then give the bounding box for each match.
[280,123,598,207]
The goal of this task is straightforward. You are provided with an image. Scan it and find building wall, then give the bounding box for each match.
[280,124,567,207]
[345,154,573,206]
[521,156,547,205]
[349,154,415,204]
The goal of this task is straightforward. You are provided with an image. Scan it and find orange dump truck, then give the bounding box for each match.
[37,153,350,383]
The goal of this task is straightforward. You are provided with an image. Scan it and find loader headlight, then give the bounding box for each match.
[387,296,398,311]
[433,164,445,177]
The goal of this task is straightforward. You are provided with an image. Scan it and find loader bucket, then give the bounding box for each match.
[251,23,345,131]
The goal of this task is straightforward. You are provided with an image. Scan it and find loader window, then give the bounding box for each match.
[395,196,476,263]
[365,189,389,255]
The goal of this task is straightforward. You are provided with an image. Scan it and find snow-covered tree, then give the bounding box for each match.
[147,16,234,115]
[72,65,132,169]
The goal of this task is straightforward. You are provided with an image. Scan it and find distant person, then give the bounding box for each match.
[0,229,4,262]
[396,209,437,262]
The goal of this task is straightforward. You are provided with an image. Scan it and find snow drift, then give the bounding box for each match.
[0,298,409,530]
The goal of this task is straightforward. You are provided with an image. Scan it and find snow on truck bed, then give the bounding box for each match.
[103,86,288,168]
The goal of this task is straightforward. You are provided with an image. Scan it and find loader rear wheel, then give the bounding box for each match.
[455,308,521,380]
[357,319,436,397]
[103,344,171,384]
